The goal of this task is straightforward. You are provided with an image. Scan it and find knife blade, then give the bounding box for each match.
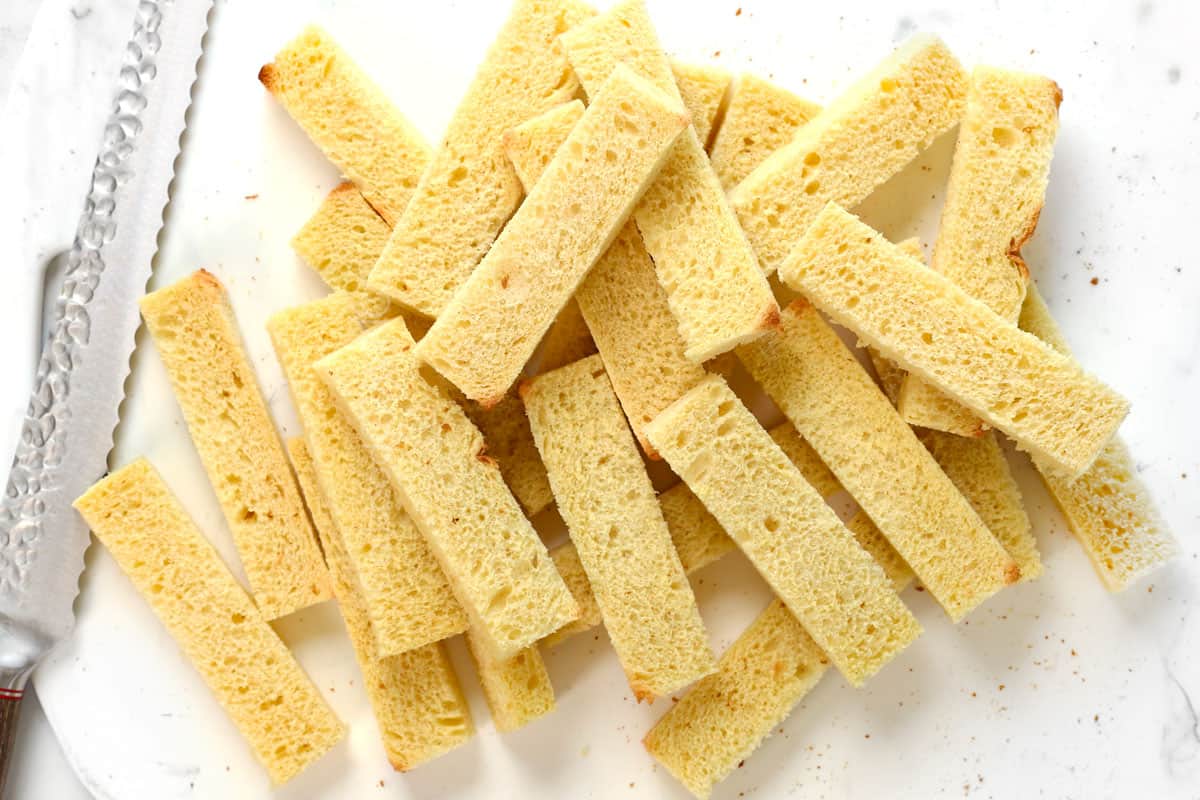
[0,0,213,791]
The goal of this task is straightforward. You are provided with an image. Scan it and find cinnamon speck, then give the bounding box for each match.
[998,684,1006,691]
[735,7,742,15]
[1071,649,1078,656]
[738,760,745,768]
[244,193,259,200]
[713,50,721,57]
[1090,277,1099,285]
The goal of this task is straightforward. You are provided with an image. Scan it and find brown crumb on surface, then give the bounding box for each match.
[735,7,742,14]
[998,684,1006,691]
[1090,277,1099,285]
[244,193,258,200]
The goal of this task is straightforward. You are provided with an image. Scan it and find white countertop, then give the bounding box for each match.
[3,1,1199,799]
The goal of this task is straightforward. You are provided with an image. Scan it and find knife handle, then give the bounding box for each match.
[0,666,29,800]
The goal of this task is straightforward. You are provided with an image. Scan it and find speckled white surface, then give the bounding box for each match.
[4,1,1200,799]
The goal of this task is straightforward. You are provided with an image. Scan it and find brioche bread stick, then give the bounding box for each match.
[465,632,556,732]
[316,318,577,660]
[1020,285,1177,590]
[268,293,467,656]
[671,60,731,146]
[738,298,1018,619]
[416,65,690,406]
[560,0,779,362]
[710,74,822,189]
[290,188,552,515]
[286,438,473,768]
[366,0,595,316]
[139,270,330,620]
[781,205,1129,479]
[75,460,344,785]
[645,528,914,800]
[523,356,715,700]
[259,26,430,226]
[917,429,1042,583]
[900,67,1062,435]
[544,421,910,649]
[645,375,920,686]
[862,239,1040,579]
[730,34,967,273]
[503,100,706,457]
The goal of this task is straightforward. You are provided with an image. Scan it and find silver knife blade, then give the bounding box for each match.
[0,0,214,674]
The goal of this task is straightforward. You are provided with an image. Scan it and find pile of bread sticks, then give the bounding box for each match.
[73,0,1177,796]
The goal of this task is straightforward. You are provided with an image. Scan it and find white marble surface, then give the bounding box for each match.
[3,1,1200,799]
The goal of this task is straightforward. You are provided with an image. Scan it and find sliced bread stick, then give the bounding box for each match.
[730,34,967,273]
[523,356,715,700]
[644,375,920,686]
[1019,284,1177,589]
[737,298,1018,619]
[560,0,780,362]
[916,429,1042,582]
[259,26,430,226]
[366,0,595,316]
[544,421,910,649]
[465,633,555,732]
[710,73,822,189]
[75,460,344,785]
[899,66,1062,435]
[645,533,913,800]
[268,293,467,656]
[671,60,731,146]
[286,438,473,769]
[416,65,690,405]
[780,204,1129,478]
[316,318,577,660]
[503,100,706,456]
[139,270,330,619]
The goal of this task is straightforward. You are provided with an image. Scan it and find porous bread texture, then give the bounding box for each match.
[643,507,914,800]
[502,100,586,204]
[900,66,1062,435]
[290,183,431,338]
[916,430,1041,583]
[292,182,391,294]
[644,374,920,686]
[315,317,577,660]
[465,633,555,732]
[268,293,467,656]
[286,438,473,769]
[559,0,780,362]
[864,236,924,404]
[643,599,827,799]
[139,270,330,620]
[670,60,731,146]
[781,205,1129,479]
[536,298,598,374]
[523,356,715,700]
[737,298,1018,619]
[416,65,690,406]
[643,499,914,800]
[366,0,596,316]
[1019,285,1177,590]
[74,460,344,785]
[503,101,705,457]
[290,190,551,514]
[542,542,606,648]
[544,420,911,648]
[462,392,555,517]
[730,34,968,273]
[710,73,822,189]
[259,26,430,226]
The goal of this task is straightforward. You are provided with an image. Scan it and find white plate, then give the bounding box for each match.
[30,1,1200,798]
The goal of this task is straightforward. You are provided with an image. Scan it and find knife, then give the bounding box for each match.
[0,0,213,793]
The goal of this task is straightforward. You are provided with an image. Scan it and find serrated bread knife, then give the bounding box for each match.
[0,1,212,792]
